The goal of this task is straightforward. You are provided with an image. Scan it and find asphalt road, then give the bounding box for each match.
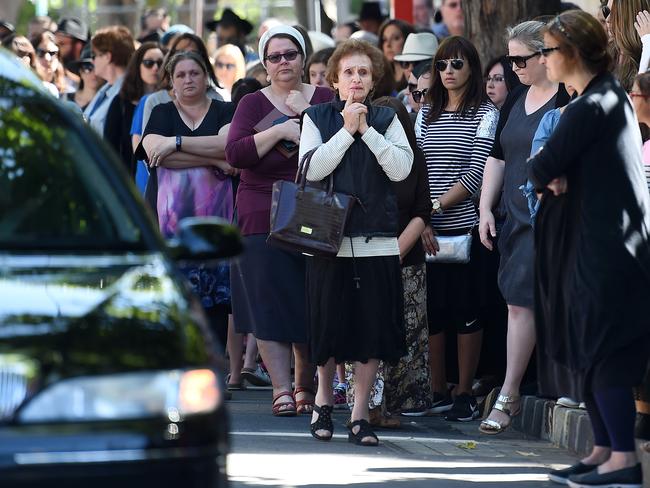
[226,388,577,487]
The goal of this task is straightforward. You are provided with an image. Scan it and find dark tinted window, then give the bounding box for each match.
[0,81,145,250]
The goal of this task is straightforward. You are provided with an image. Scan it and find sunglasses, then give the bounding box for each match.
[36,48,58,58]
[408,82,418,92]
[485,74,505,84]
[265,50,299,64]
[411,88,428,103]
[539,46,561,57]
[506,52,540,69]
[399,60,415,69]
[142,59,163,69]
[80,62,94,73]
[601,5,610,19]
[435,58,464,72]
[216,61,236,70]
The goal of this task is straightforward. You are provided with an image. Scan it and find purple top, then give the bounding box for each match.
[225,87,334,235]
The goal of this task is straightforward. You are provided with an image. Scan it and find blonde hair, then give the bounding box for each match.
[507,20,545,53]
[213,44,246,84]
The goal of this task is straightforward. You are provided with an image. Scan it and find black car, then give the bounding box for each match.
[0,51,240,487]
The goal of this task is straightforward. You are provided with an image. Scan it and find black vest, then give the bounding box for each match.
[305,99,399,238]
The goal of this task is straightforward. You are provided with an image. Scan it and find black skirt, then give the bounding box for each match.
[230,234,308,343]
[306,255,406,366]
[426,228,492,327]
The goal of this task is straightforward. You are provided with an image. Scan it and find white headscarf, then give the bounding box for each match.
[258,25,306,69]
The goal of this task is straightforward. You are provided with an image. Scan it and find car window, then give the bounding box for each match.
[0,81,145,250]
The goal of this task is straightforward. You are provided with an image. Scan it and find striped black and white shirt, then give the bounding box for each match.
[415,102,498,231]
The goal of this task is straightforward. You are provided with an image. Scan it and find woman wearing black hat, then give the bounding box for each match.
[67,45,105,111]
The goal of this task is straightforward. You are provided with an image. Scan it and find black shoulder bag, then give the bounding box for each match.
[267,148,355,257]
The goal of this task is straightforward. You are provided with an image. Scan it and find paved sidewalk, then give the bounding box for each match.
[501,393,650,486]
[227,388,577,487]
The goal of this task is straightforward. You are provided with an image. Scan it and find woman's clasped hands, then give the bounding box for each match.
[343,92,369,135]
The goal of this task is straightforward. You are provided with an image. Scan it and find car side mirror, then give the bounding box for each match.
[167,217,243,261]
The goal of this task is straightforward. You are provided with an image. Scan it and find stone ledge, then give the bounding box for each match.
[500,393,649,476]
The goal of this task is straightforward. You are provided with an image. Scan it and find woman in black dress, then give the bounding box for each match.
[478,21,569,435]
[530,11,650,487]
[139,51,236,350]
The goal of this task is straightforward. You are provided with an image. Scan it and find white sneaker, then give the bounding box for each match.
[557,397,580,408]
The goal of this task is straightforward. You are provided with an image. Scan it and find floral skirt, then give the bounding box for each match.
[346,263,432,413]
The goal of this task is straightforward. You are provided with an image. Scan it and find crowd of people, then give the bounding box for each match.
[2,0,650,485]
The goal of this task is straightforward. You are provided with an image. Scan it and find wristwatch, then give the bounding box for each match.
[431,198,444,215]
[175,135,182,152]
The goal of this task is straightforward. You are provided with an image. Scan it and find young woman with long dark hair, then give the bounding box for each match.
[416,36,498,422]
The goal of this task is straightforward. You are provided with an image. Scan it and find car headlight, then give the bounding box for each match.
[17,369,221,423]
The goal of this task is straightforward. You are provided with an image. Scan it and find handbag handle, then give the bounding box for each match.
[296,148,336,201]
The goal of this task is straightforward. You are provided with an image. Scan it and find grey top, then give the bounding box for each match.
[497,88,557,308]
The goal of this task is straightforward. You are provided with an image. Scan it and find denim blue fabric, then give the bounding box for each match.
[521,108,562,225]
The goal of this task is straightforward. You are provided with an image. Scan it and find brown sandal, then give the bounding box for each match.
[272,390,297,417]
[294,387,315,415]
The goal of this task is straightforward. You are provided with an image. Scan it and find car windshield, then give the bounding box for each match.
[0,81,146,251]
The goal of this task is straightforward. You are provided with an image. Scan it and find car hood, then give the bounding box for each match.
[0,254,217,382]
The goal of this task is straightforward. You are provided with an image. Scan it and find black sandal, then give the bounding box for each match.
[310,405,334,441]
[347,419,379,446]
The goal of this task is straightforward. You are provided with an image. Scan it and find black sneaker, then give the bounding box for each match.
[445,393,480,422]
[567,463,642,488]
[548,462,596,485]
[430,391,453,414]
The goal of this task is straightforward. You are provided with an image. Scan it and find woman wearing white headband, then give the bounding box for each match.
[225,25,334,417]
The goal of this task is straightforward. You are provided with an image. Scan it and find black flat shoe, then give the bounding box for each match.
[347,419,378,446]
[568,463,642,488]
[548,462,596,485]
[310,404,333,441]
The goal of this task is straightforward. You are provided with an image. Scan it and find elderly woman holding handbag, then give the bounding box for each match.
[299,39,413,446]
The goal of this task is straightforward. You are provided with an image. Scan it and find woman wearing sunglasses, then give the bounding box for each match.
[226,26,333,418]
[213,43,246,101]
[529,11,650,487]
[31,31,66,97]
[416,36,498,423]
[478,20,569,436]
[68,45,105,111]
[104,42,164,176]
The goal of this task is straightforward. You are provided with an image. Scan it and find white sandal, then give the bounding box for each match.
[478,394,521,435]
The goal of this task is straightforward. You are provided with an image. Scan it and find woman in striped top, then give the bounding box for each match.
[415,36,498,422]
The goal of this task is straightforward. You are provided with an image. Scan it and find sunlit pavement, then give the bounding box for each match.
[227,389,576,487]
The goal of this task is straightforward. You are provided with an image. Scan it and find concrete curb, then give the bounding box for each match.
[483,391,650,482]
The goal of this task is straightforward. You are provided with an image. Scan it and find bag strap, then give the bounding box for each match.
[296,147,335,197]
[296,148,317,186]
